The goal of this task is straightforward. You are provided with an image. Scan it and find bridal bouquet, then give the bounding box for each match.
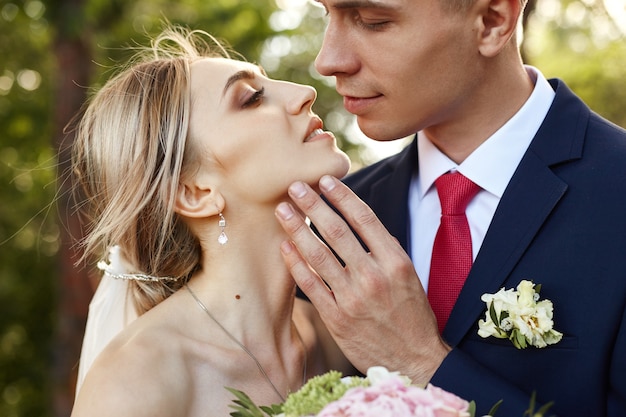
[228,366,554,417]
[228,366,476,417]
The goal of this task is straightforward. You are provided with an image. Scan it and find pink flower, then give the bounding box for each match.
[316,376,470,417]
[424,384,472,417]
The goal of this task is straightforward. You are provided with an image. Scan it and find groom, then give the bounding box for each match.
[275,0,626,415]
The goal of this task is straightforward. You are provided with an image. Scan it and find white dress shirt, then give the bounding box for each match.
[408,66,556,292]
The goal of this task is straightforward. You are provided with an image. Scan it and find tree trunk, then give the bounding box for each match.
[51,33,96,417]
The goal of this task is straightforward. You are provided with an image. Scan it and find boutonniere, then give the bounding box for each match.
[478,280,563,349]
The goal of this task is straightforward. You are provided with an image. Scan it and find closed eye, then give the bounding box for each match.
[355,17,390,31]
[242,87,265,108]
[353,9,391,31]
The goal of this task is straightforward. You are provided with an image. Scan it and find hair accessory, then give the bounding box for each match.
[97,245,178,282]
[217,212,228,245]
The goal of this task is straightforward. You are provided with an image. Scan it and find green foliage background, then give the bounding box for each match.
[0,0,624,416]
[523,0,626,128]
[1,2,58,416]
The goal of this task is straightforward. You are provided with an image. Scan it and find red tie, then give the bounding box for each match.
[428,172,480,333]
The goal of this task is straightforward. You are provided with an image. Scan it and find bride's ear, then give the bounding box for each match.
[175,180,224,219]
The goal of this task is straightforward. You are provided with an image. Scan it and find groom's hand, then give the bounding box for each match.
[275,175,450,384]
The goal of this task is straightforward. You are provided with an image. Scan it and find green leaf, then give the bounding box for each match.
[489,302,499,325]
[488,399,503,416]
[467,400,476,417]
[226,387,276,417]
[260,404,283,415]
[475,394,553,417]
[512,330,527,349]
[523,391,537,417]
[535,400,555,417]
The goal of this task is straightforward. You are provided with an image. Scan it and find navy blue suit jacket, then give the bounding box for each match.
[343,79,626,416]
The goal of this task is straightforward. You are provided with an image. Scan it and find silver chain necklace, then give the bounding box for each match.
[185,284,307,402]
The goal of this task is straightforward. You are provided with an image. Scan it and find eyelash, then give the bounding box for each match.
[322,5,390,31]
[355,16,389,31]
[242,87,265,108]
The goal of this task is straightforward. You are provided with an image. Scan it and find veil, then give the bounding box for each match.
[75,246,138,396]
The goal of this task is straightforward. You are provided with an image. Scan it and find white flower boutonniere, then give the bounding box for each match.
[478,280,563,349]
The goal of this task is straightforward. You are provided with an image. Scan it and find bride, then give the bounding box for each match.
[70,26,351,416]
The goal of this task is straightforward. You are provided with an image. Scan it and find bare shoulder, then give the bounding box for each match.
[72,320,190,417]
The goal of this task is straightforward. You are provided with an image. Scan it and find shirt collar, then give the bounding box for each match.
[417,66,556,199]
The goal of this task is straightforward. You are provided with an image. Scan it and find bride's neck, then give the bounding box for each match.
[186,207,297,345]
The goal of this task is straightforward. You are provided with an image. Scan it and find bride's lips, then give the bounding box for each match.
[342,94,383,114]
[304,128,326,142]
[303,116,333,143]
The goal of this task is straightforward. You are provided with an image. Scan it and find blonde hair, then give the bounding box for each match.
[71,27,233,314]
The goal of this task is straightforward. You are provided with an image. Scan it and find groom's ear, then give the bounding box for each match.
[175,180,223,219]
[475,0,521,57]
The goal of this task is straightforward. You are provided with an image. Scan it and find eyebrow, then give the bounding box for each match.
[319,0,397,10]
[221,65,268,98]
[223,69,257,97]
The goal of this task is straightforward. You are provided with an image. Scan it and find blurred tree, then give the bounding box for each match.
[523,0,626,127]
[0,1,58,416]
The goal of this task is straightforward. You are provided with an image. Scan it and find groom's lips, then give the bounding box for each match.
[342,94,384,114]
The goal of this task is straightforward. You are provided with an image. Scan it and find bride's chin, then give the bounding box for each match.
[295,155,352,193]
[333,153,352,179]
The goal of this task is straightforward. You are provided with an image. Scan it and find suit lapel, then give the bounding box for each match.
[443,153,568,344]
[443,79,590,344]
[366,138,418,252]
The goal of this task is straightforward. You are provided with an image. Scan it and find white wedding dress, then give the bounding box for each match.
[75,247,138,396]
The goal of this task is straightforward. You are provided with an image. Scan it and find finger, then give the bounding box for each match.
[284,180,374,276]
[278,240,338,315]
[275,200,348,289]
[316,175,405,260]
